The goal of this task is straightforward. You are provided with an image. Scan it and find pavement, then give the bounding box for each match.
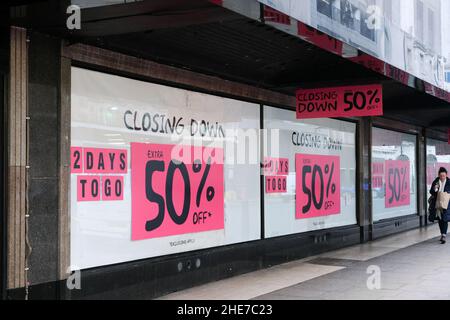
[158,225,450,300]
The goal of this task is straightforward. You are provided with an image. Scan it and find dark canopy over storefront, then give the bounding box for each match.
[2,0,450,300]
[5,0,450,127]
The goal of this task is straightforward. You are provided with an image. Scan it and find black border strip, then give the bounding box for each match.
[260,104,265,239]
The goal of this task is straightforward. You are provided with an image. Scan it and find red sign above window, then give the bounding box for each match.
[296,84,383,119]
[297,22,343,56]
[264,6,291,25]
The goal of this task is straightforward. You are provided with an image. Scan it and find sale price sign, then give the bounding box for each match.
[71,147,127,174]
[296,84,383,119]
[71,146,127,202]
[372,162,384,189]
[131,142,224,240]
[263,157,289,176]
[263,157,289,194]
[385,160,410,208]
[295,154,341,219]
[265,176,287,193]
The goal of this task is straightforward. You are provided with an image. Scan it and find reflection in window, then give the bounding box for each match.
[426,139,450,187]
[341,0,355,28]
[317,0,333,18]
[428,8,435,50]
[426,139,450,212]
[415,0,424,42]
[360,10,375,41]
[316,0,376,42]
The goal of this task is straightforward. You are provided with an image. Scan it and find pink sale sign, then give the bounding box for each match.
[77,175,101,201]
[295,154,341,219]
[296,84,383,119]
[265,176,287,193]
[385,160,410,208]
[70,146,127,173]
[263,157,289,194]
[263,157,289,176]
[131,142,224,240]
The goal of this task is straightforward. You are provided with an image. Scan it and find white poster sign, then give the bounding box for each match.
[70,67,261,269]
[263,106,357,237]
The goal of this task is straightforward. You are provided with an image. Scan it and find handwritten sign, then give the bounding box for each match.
[131,142,224,240]
[296,84,383,119]
[295,154,340,219]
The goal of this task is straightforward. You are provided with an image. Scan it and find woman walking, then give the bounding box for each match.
[429,167,450,244]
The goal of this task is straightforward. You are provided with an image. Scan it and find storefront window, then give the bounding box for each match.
[263,106,357,238]
[426,138,450,209]
[70,67,261,269]
[371,127,417,221]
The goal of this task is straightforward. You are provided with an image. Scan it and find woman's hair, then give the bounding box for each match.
[439,167,448,175]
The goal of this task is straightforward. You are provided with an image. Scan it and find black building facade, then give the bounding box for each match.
[1,0,450,300]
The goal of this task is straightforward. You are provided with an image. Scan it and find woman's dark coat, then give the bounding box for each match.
[429,177,450,222]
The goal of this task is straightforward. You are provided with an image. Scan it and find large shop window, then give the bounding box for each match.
[263,106,357,238]
[426,138,450,208]
[70,67,261,269]
[371,127,417,221]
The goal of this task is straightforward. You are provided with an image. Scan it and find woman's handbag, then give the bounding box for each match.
[428,210,436,222]
[436,191,450,210]
[428,195,437,222]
